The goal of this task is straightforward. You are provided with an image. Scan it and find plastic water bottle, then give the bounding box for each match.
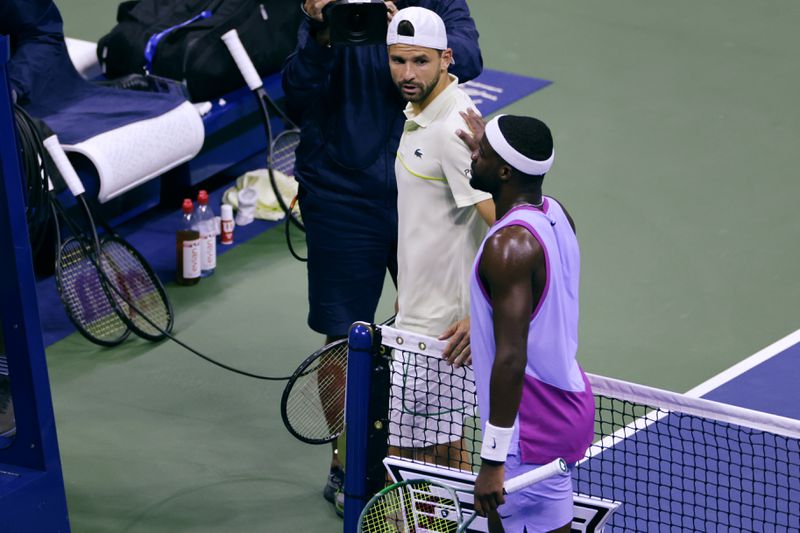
[176,199,201,286]
[195,190,216,277]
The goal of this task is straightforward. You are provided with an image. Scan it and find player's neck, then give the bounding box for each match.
[496,191,544,219]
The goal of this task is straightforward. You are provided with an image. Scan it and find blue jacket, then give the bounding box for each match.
[282,0,482,209]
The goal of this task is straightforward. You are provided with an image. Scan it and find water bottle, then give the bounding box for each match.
[195,190,216,277]
[176,199,201,286]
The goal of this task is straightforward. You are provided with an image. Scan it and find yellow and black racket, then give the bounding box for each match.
[359,459,568,533]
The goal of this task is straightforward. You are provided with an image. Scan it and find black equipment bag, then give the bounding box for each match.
[97,0,302,102]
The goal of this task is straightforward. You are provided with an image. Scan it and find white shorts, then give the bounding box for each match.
[498,453,574,533]
[387,350,475,448]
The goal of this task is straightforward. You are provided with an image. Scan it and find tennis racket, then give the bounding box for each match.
[221,29,304,240]
[42,140,130,346]
[359,458,569,533]
[281,315,396,444]
[43,136,173,342]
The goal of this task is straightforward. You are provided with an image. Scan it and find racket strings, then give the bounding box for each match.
[284,344,348,440]
[361,482,460,533]
[74,245,294,380]
[270,130,300,176]
[57,238,129,343]
[55,206,296,380]
[99,239,171,338]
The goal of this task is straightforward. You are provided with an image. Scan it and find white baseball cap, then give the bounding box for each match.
[386,6,447,50]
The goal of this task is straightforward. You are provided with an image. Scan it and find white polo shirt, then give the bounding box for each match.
[395,75,491,337]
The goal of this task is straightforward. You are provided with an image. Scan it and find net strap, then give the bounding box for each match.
[381,325,448,358]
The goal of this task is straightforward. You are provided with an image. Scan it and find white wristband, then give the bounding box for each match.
[480,422,514,463]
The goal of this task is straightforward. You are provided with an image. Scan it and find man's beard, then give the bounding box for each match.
[398,70,441,103]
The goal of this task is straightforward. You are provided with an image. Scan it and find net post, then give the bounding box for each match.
[342,321,375,532]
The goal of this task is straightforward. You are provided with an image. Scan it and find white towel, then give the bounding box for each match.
[222,169,301,222]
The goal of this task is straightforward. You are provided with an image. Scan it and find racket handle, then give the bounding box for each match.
[503,458,567,494]
[43,135,85,196]
[221,29,263,91]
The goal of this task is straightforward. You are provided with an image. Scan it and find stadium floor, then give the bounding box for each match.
[32,0,800,531]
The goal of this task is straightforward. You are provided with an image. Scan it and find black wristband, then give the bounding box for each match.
[481,458,505,467]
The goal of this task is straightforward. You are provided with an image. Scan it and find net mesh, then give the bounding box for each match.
[385,346,478,472]
[575,390,800,531]
[372,326,800,531]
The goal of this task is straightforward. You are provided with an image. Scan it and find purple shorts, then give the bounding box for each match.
[497,454,574,532]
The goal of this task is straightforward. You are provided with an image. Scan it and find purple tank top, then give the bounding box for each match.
[470,198,595,464]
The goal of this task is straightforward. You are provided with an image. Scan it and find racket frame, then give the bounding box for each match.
[359,477,466,533]
[89,201,174,341]
[280,337,348,444]
[44,135,173,342]
[221,29,304,232]
[281,316,396,445]
[49,194,131,346]
[358,458,569,533]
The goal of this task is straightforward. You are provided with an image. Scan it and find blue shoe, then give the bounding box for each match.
[323,467,344,504]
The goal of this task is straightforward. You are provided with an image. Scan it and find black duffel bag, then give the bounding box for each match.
[97,0,302,102]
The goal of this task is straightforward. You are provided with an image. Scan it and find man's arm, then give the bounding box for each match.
[475,199,495,226]
[280,0,337,121]
[438,107,493,364]
[473,226,544,516]
[433,0,483,82]
[4,0,65,103]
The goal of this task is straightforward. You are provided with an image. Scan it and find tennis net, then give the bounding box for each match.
[344,324,800,532]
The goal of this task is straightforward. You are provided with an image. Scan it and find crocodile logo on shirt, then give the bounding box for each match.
[414,148,423,158]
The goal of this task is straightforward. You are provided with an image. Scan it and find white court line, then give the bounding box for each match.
[685,327,800,398]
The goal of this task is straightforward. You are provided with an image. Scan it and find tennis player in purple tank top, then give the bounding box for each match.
[453,112,595,533]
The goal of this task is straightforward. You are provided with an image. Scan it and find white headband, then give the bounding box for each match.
[485,115,554,176]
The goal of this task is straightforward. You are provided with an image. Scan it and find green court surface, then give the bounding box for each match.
[41,0,800,531]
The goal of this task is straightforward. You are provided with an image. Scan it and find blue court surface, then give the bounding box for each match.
[573,330,800,532]
[382,331,800,532]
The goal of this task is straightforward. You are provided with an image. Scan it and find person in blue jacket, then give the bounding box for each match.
[282,0,482,515]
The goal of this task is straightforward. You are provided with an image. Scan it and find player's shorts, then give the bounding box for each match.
[300,194,397,337]
[498,453,574,533]
[387,350,476,448]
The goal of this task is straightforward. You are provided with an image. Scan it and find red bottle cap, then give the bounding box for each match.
[182,198,193,214]
[198,190,209,205]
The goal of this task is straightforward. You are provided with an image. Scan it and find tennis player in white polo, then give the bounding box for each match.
[386,6,495,468]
